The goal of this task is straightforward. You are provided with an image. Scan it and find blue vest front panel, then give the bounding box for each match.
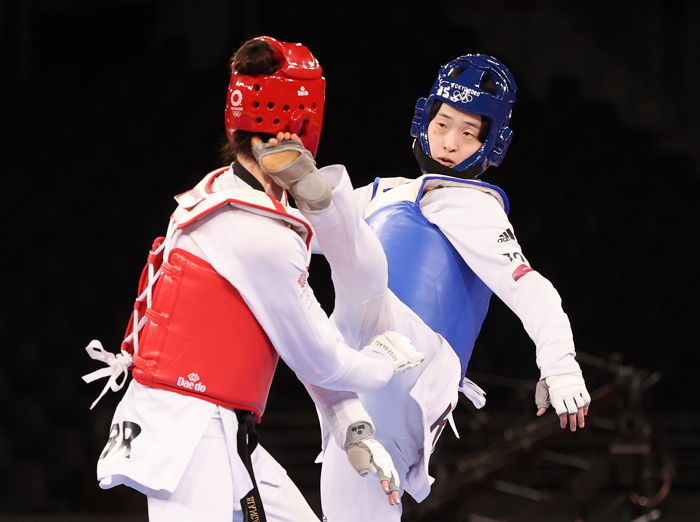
[366,196,493,376]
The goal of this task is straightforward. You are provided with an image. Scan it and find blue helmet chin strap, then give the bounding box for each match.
[411,54,518,176]
[412,140,485,179]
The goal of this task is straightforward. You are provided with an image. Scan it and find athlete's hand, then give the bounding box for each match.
[360,331,424,373]
[344,421,401,505]
[250,132,331,210]
[535,372,591,431]
[251,132,302,171]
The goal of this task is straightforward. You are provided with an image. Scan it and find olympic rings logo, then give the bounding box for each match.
[449,90,473,104]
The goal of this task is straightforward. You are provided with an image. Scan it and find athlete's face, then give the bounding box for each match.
[427,103,484,167]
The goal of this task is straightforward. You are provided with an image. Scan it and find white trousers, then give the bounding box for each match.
[147,416,320,522]
[306,167,446,520]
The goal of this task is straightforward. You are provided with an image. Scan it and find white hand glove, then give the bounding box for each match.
[344,421,400,492]
[535,372,591,415]
[360,331,424,372]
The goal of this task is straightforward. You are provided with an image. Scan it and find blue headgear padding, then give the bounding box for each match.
[410,54,518,175]
[365,177,507,375]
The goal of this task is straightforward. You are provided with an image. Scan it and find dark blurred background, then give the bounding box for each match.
[2,0,699,520]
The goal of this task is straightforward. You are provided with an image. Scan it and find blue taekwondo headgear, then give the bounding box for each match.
[410,54,518,178]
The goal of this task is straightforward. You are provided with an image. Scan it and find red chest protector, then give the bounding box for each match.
[120,167,313,421]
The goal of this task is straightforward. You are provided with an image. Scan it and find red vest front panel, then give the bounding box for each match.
[128,248,279,421]
[114,167,312,421]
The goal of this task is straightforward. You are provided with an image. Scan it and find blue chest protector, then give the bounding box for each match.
[365,176,509,376]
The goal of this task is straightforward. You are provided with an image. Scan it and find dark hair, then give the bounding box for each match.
[429,75,497,142]
[219,39,280,164]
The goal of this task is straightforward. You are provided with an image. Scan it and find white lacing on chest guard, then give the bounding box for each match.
[82,222,177,409]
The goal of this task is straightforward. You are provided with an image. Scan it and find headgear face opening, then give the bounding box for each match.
[410,54,518,177]
[224,36,326,157]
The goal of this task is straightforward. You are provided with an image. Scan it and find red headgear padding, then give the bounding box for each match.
[224,36,326,156]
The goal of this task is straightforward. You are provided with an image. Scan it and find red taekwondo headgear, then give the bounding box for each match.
[224,36,326,157]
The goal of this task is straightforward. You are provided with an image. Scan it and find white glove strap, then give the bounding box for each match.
[359,331,423,372]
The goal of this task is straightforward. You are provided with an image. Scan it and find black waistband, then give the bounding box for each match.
[235,408,266,521]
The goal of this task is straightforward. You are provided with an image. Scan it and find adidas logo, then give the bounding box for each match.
[497,228,516,243]
[297,86,309,96]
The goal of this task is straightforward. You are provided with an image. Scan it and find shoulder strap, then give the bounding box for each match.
[418,174,510,213]
[170,168,313,249]
[365,174,509,218]
[364,177,420,219]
